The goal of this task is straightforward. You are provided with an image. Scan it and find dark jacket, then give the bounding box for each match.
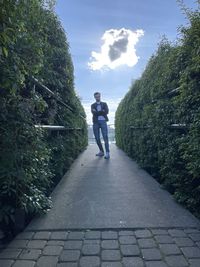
[91,102,109,123]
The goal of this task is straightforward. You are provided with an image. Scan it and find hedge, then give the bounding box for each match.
[0,0,87,235]
[115,11,200,218]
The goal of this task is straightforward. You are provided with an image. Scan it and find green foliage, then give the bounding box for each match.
[115,11,200,218]
[0,0,87,235]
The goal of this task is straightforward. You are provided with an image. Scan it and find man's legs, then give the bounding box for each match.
[93,122,104,153]
[100,121,110,153]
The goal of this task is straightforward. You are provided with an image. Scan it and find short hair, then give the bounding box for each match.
[94,92,100,96]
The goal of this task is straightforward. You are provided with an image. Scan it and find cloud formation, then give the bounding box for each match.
[88,28,144,70]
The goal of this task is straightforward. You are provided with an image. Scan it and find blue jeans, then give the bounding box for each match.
[93,120,110,153]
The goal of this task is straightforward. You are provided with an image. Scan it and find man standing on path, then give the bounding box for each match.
[91,92,110,159]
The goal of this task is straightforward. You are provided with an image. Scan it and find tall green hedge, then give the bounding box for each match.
[0,0,87,235]
[115,11,200,218]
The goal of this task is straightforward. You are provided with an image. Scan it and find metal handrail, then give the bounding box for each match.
[168,123,187,129]
[35,125,82,131]
[31,76,86,120]
[128,88,184,132]
[167,87,180,97]
[150,87,181,104]
[130,123,187,130]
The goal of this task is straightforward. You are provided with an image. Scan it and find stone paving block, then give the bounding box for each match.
[7,239,28,248]
[101,240,119,249]
[19,248,41,260]
[84,239,100,245]
[135,230,152,238]
[0,249,22,259]
[57,263,78,267]
[64,240,83,250]
[12,260,36,267]
[120,244,140,256]
[188,258,200,267]
[67,232,84,240]
[188,233,200,242]
[159,244,181,255]
[101,262,122,267]
[196,241,200,248]
[154,235,174,244]
[118,230,134,236]
[151,229,168,235]
[79,256,100,267]
[174,237,195,247]
[119,235,136,244]
[43,245,63,256]
[82,244,100,255]
[141,248,162,260]
[27,240,47,249]
[165,255,189,267]
[47,240,65,246]
[101,249,121,261]
[15,232,35,240]
[59,250,80,262]
[168,229,187,237]
[2,227,200,267]
[184,229,200,234]
[50,232,68,240]
[181,246,200,258]
[138,238,157,248]
[102,231,118,240]
[85,231,101,239]
[145,261,168,267]
[33,231,51,240]
[37,256,58,267]
[0,259,14,267]
[122,257,144,267]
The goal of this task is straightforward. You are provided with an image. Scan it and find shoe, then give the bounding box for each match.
[104,152,110,159]
[96,151,104,157]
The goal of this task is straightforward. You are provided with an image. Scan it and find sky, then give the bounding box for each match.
[55,0,199,125]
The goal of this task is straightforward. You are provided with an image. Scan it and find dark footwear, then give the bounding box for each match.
[96,151,104,157]
[104,152,110,159]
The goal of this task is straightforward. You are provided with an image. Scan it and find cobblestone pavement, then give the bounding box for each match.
[0,228,200,267]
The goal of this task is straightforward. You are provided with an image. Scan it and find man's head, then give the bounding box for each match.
[94,92,101,102]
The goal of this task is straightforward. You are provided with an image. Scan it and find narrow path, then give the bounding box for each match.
[27,144,199,230]
[0,144,200,267]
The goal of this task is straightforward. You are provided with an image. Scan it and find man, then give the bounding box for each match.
[91,92,110,159]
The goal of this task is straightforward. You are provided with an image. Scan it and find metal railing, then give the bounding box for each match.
[167,87,180,97]
[168,123,187,130]
[130,87,186,131]
[150,87,180,104]
[35,125,82,131]
[31,76,86,121]
[34,125,84,139]
[130,123,188,130]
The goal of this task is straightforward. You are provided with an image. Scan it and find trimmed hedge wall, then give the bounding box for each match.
[0,0,87,235]
[115,11,200,218]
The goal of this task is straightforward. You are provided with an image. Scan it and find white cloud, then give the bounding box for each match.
[88,28,144,70]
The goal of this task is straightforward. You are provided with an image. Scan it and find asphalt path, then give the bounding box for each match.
[27,144,200,231]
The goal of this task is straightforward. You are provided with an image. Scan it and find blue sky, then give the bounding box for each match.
[55,0,198,124]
